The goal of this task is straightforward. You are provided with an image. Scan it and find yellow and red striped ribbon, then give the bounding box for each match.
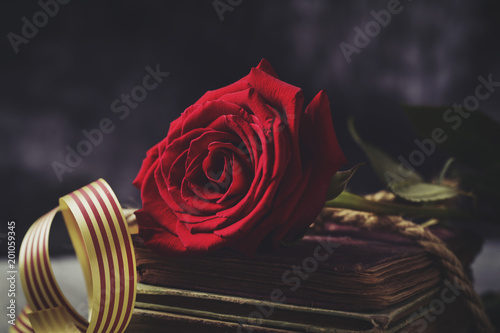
[10,179,137,333]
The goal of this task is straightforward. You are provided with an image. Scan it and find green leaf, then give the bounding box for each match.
[325,163,363,201]
[325,191,473,220]
[403,105,500,170]
[390,182,460,202]
[347,117,423,186]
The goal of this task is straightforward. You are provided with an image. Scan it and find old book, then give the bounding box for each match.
[132,222,481,313]
[127,219,481,332]
[125,281,473,332]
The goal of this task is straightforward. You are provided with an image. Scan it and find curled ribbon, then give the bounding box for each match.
[10,179,137,333]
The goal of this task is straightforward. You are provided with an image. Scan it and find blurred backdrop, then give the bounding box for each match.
[1,0,499,254]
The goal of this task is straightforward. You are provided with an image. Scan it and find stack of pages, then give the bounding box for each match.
[125,221,482,332]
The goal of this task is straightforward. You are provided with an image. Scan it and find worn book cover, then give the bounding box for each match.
[133,222,481,312]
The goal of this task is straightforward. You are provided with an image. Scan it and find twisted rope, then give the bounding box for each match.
[320,207,494,333]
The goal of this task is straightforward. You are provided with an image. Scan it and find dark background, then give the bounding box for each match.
[1,0,500,253]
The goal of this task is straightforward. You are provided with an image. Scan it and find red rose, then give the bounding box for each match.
[133,59,346,256]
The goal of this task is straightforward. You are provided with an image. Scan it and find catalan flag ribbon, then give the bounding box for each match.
[11,179,137,333]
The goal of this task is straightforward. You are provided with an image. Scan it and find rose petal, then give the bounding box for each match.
[218,88,277,129]
[139,159,182,241]
[255,58,279,78]
[217,153,252,203]
[180,101,248,137]
[195,80,251,105]
[185,130,240,174]
[273,91,347,244]
[175,219,226,251]
[247,66,303,144]
[247,66,304,198]
[136,209,188,256]
[165,104,197,145]
[305,91,347,168]
[183,214,235,233]
[213,174,278,239]
[202,149,229,184]
[207,141,253,173]
[133,143,160,189]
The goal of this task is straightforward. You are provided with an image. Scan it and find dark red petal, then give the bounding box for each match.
[218,88,278,129]
[273,91,347,244]
[165,104,197,145]
[175,219,227,251]
[152,128,206,210]
[266,118,290,184]
[306,91,347,167]
[214,173,279,238]
[195,80,251,105]
[247,66,304,194]
[182,163,230,208]
[208,141,252,171]
[157,155,191,223]
[192,58,276,107]
[185,150,208,182]
[217,154,252,203]
[178,212,229,225]
[202,149,228,184]
[162,128,207,173]
[133,143,160,189]
[255,59,279,78]
[222,115,259,166]
[185,130,240,174]
[247,66,303,146]
[180,101,246,137]
[187,178,225,203]
[185,215,234,233]
[136,209,187,256]
[138,157,185,248]
[163,150,206,218]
